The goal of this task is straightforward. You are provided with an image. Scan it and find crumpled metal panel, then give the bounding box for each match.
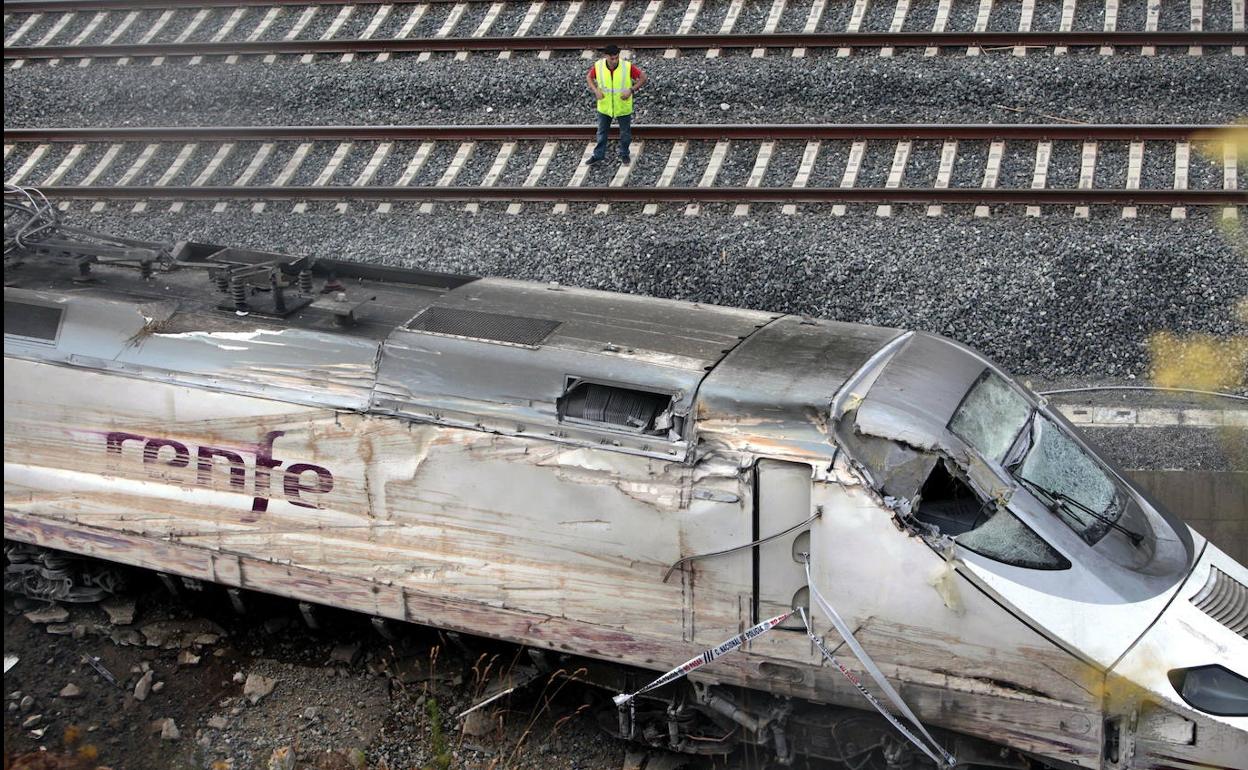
[4,289,380,411]
[4,289,174,359]
[373,278,775,459]
[126,327,380,411]
[696,317,903,460]
[407,305,562,347]
[836,425,939,500]
[434,278,774,371]
[374,327,702,459]
[852,333,989,454]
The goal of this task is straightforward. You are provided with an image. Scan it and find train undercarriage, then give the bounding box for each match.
[4,540,1043,770]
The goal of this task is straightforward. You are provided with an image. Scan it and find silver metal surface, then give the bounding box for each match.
[4,237,1246,769]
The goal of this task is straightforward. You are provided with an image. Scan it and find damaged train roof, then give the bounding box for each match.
[5,247,908,461]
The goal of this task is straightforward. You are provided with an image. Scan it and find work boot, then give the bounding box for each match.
[586,156,604,166]
[619,155,631,165]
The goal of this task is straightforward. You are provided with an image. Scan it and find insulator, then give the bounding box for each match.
[298,269,313,295]
[140,261,153,280]
[229,276,247,311]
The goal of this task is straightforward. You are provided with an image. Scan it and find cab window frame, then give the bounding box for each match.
[929,370,1073,570]
[914,454,1072,572]
[947,368,1035,465]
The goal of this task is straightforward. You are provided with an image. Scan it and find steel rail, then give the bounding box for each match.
[7,32,1245,60]
[3,124,1227,143]
[30,186,1247,205]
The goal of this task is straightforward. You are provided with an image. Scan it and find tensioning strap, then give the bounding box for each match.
[613,557,955,768]
[612,610,795,708]
[802,558,958,768]
[800,608,954,767]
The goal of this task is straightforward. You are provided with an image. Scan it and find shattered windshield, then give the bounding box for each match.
[948,370,1032,462]
[949,369,1143,549]
[1012,415,1133,546]
[957,507,1070,570]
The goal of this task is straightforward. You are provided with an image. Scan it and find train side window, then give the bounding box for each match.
[557,379,680,437]
[4,300,63,345]
[918,460,1070,570]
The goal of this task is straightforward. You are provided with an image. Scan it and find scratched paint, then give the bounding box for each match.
[3,355,1119,765]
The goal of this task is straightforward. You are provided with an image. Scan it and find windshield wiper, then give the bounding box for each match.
[1016,475,1144,546]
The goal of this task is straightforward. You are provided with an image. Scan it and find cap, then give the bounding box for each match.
[598,44,621,55]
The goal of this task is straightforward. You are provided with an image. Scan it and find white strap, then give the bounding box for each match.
[608,555,956,767]
[803,558,957,767]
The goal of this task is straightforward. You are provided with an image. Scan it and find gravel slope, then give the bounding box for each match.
[61,206,1248,381]
[5,20,1244,387]
[5,55,1246,127]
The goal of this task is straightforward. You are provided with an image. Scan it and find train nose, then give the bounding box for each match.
[1107,540,1248,769]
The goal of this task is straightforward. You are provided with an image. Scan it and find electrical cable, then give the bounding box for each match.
[4,184,61,255]
[1040,385,1247,403]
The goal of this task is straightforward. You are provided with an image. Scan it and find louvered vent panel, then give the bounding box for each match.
[407,307,560,347]
[1191,567,1248,638]
[562,383,669,431]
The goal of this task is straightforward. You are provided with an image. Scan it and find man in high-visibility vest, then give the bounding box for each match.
[586,44,648,166]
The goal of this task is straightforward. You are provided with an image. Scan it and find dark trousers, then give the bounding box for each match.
[591,112,632,161]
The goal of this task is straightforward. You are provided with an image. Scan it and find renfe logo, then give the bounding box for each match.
[106,430,334,511]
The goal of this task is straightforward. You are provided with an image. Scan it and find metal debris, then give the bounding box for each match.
[81,653,120,688]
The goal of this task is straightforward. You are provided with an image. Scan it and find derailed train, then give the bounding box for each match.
[3,200,1246,770]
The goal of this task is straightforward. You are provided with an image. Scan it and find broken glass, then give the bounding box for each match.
[1016,415,1121,544]
[957,508,1070,570]
[949,370,1033,463]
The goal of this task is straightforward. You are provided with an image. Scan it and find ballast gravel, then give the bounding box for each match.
[1030,1,1064,31]
[945,0,982,33]
[1205,0,1233,28]
[904,0,940,32]
[6,54,1245,128]
[1117,1,1148,32]
[862,1,898,33]
[56,207,1248,383]
[1083,427,1245,474]
[5,0,1245,45]
[1157,0,1191,30]
[818,1,855,33]
[778,0,818,33]
[987,2,1024,34]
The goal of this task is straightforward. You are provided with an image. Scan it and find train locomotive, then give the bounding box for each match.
[4,191,1247,769]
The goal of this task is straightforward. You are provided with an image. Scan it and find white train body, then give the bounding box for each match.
[3,240,1245,769]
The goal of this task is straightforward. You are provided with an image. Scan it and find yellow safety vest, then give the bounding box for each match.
[595,58,634,118]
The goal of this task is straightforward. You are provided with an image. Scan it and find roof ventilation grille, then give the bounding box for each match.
[407,306,560,348]
[1191,567,1248,639]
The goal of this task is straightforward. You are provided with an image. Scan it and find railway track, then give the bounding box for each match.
[5,124,1244,216]
[4,0,1245,65]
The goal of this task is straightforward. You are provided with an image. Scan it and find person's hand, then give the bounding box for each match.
[593,88,605,100]
[621,89,633,100]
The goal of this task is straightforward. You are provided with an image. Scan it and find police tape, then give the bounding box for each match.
[800,608,956,768]
[802,558,958,768]
[611,562,955,768]
[611,610,795,708]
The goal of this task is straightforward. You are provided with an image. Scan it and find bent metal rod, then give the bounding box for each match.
[611,560,957,768]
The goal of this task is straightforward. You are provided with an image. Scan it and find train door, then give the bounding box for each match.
[755,459,813,628]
